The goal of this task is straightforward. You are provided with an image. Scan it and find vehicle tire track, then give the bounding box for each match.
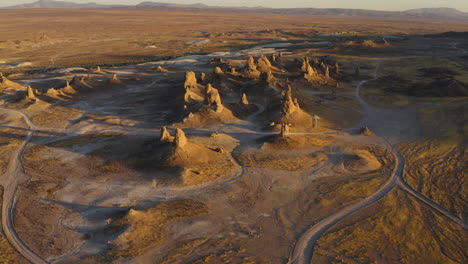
[0,108,48,264]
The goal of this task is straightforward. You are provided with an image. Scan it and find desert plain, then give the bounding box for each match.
[0,7,467,264]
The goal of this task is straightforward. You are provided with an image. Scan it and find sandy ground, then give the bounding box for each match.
[0,30,466,264]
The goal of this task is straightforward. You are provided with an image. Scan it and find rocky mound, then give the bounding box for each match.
[273,85,313,129]
[342,39,391,48]
[64,80,80,94]
[0,74,24,90]
[257,55,272,72]
[156,66,170,72]
[242,56,261,79]
[301,57,336,85]
[153,128,237,186]
[240,93,249,105]
[342,149,382,172]
[183,71,206,104]
[109,74,124,85]
[180,83,237,127]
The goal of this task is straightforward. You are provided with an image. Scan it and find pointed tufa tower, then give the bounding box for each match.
[26,85,36,99]
[240,93,249,105]
[244,56,260,78]
[301,57,311,73]
[156,66,169,72]
[325,66,330,78]
[279,123,290,137]
[304,65,317,81]
[205,83,224,112]
[257,55,272,71]
[261,71,276,87]
[213,67,224,75]
[200,72,206,82]
[62,81,77,94]
[184,71,197,90]
[271,53,277,62]
[281,86,300,116]
[160,126,172,142]
[174,128,188,148]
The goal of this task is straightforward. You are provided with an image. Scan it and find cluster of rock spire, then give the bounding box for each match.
[301,56,339,82]
[182,71,229,113]
[160,126,188,149]
[281,85,301,116]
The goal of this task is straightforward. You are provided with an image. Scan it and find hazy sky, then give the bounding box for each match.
[1,0,467,12]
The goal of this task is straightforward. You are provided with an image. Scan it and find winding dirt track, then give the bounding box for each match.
[0,108,48,264]
[288,61,467,264]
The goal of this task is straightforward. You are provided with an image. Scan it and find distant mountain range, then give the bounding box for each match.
[3,0,468,21]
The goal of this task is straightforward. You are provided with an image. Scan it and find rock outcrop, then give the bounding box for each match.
[243,56,260,78]
[160,126,173,142]
[205,83,223,112]
[62,81,78,94]
[200,72,206,82]
[110,74,124,84]
[240,93,249,105]
[184,71,197,90]
[0,75,23,90]
[360,126,373,136]
[261,71,276,88]
[271,53,277,62]
[325,66,330,78]
[301,57,311,73]
[213,67,223,75]
[281,86,300,116]
[280,123,290,137]
[26,85,36,99]
[174,128,188,148]
[312,114,321,128]
[304,65,318,81]
[273,85,313,128]
[156,66,170,72]
[257,55,272,72]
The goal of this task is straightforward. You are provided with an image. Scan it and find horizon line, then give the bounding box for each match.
[0,0,466,13]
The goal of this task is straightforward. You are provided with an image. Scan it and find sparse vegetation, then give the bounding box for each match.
[0,7,466,264]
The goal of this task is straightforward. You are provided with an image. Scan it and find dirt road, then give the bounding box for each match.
[288,60,467,264]
[0,108,47,264]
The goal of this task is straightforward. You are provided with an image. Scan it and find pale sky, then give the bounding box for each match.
[0,0,467,12]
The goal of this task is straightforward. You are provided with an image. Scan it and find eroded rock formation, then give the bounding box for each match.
[174,128,188,148]
[205,83,223,112]
[110,74,123,84]
[200,72,206,82]
[257,55,272,71]
[184,71,197,90]
[26,85,36,99]
[213,67,224,75]
[243,56,260,78]
[261,71,276,87]
[280,123,290,137]
[156,66,170,72]
[281,86,300,115]
[240,93,249,105]
[160,126,173,142]
[301,57,311,73]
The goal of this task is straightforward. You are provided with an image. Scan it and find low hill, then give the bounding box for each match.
[3,1,468,21]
